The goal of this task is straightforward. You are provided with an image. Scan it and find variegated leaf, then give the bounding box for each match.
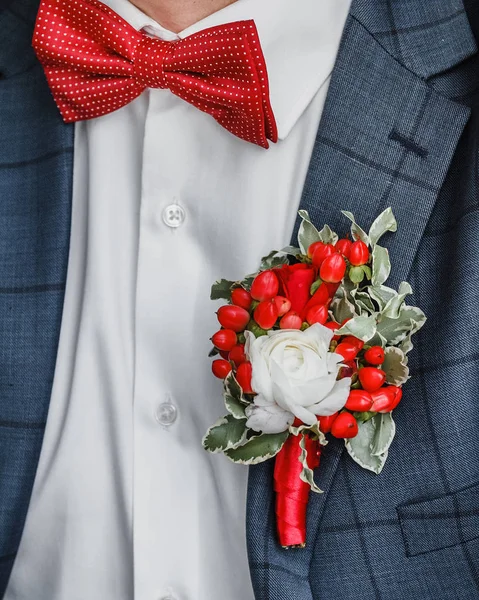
[318,224,338,245]
[382,346,410,386]
[297,210,321,255]
[224,431,289,465]
[371,245,391,286]
[210,279,235,300]
[203,415,248,453]
[299,435,323,494]
[331,290,356,323]
[345,413,395,474]
[224,372,248,418]
[368,207,397,246]
[341,211,370,245]
[336,314,378,342]
[381,282,413,319]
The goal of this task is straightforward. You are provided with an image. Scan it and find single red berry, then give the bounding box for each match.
[212,359,232,379]
[358,367,387,392]
[335,238,352,259]
[229,343,247,366]
[211,329,237,352]
[345,389,374,412]
[331,412,359,439]
[306,303,329,325]
[217,305,250,332]
[335,342,359,361]
[254,299,279,330]
[318,412,339,434]
[280,311,302,329]
[231,287,252,311]
[341,335,365,351]
[308,241,325,259]
[370,386,402,413]
[250,270,279,301]
[385,386,403,412]
[320,253,347,283]
[349,240,370,266]
[311,243,335,268]
[236,361,254,394]
[364,346,385,365]
[274,295,291,317]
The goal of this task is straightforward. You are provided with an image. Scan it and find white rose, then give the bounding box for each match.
[244,324,351,434]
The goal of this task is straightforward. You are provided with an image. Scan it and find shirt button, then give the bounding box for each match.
[155,400,178,427]
[162,204,185,228]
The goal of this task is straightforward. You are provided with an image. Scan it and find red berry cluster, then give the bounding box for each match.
[319,340,403,439]
[308,237,369,283]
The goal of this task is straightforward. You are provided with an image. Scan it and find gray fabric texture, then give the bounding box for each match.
[0,0,478,597]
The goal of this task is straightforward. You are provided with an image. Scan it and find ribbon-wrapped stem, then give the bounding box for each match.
[274,432,322,548]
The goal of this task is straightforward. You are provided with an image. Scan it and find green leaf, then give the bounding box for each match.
[259,250,289,271]
[223,372,248,418]
[368,207,397,246]
[336,314,377,342]
[203,415,248,453]
[341,211,370,245]
[376,315,413,345]
[399,331,414,355]
[400,305,427,333]
[331,290,356,323]
[280,245,301,257]
[224,431,289,465]
[317,224,338,245]
[351,289,376,315]
[371,245,391,286]
[361,265,372,280]
[370,413,396,457]
[381,282,412,319]
[298,435,323,494]
[297,210,321,255]
[240,274,256,291]
[368,285,397,311]
[382,346,410,386]
[349,266,365,284]
[208,347,219,358]
[210,279,234,301]
[345,413,395,474]
[377,302,426,345]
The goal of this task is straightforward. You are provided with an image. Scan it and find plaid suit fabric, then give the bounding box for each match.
[248,2,479,599]
[0,0,478,598]
[0,0,74,591]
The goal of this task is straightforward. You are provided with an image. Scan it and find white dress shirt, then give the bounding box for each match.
[5,0,351,598]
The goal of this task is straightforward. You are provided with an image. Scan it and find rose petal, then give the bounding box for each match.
[245,404,294,434]
[309,377,351,416]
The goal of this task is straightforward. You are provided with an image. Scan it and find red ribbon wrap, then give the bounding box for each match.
[273,433,322,548]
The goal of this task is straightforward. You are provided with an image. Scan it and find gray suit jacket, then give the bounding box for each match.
[0,0,478,597]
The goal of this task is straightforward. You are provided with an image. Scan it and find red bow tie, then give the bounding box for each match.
[32,0,278,148]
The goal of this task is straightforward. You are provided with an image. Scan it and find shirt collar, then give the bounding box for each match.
[102,0,352,140]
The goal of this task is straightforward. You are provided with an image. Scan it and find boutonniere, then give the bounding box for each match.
[203,208,426,548]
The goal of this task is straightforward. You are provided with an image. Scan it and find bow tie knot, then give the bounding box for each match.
[133,36,173,89]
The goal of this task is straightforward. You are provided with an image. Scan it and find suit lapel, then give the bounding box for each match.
[247,2,475,597]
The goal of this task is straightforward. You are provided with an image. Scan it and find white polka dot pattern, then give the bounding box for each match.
[32,0,278,148]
